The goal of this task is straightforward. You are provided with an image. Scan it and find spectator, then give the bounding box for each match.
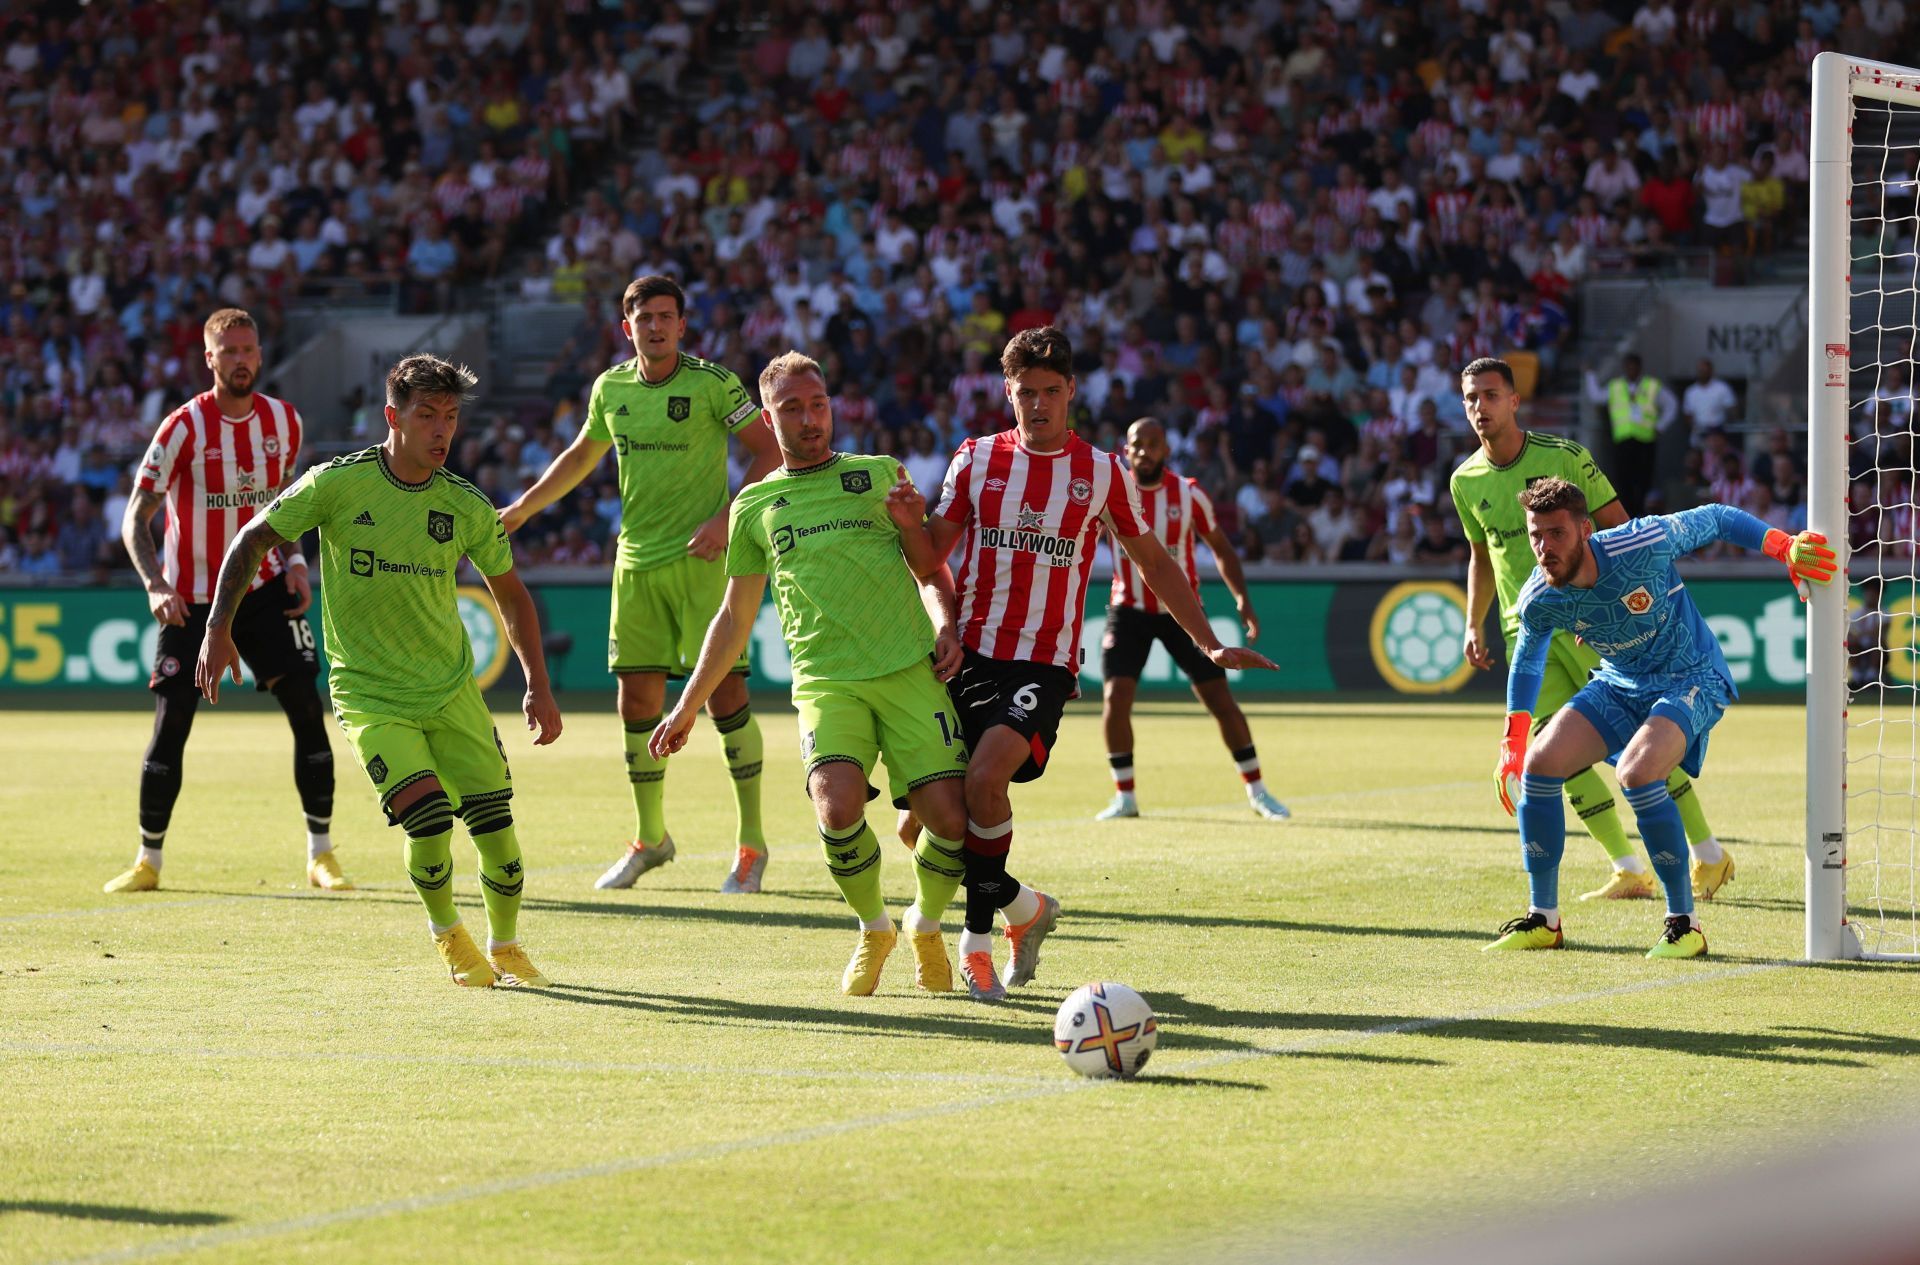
[1682,359,1740,434]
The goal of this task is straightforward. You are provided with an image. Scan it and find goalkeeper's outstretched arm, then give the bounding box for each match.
[1658,504,1838,594]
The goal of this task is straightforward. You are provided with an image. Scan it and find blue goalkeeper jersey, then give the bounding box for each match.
[1507,506,1771,712]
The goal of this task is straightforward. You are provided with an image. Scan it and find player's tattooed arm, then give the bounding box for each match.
[195,516,291,703]
[122,488,188,626]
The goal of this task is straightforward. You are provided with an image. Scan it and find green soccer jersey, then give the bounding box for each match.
[266,447,514,718]
[583,352,761,572]
[1449,431,1620,646]
[726,452,932,687]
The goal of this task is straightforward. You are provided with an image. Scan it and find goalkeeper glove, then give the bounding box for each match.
[1762,529,1838,599]
[1496,711,1531,817]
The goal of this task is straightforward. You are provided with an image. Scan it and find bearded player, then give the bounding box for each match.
[1095,418,1288,822]
[923,328,1276,1001]
[107,308,343,894]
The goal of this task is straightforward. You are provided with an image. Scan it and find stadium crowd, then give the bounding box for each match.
[0,0,1902,579]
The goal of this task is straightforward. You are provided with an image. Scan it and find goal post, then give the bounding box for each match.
[1807,51,1920,961]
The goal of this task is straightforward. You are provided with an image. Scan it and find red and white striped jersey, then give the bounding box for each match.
[935,429,1146,669]
[134,391,303,603]
[1110,473,1216,614]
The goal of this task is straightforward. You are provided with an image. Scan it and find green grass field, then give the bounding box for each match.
[6,698,1919,1265]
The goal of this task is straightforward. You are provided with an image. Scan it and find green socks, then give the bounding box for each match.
[624,717,667,843]
[467,803,524,944]
[1566,766,1635,864]
[713,704,766,848]
[911,831,965,926]
[1667,769,1714,846]
[819,821,885,923]
[399,791,459,927]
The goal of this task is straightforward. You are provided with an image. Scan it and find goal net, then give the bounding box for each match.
[1809,52,1920,960]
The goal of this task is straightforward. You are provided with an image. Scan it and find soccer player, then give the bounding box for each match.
[926,328,1276,1001]
[651,352,972,995]
[1095,418,1289,821]
[1486,476,1834,957]
[502,275,780,893]
[1451,357,1732,902]
[196,355,563,989]
[106,308,343,894]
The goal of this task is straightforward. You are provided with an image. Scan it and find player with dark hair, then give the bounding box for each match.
[199,354,563,988]
[923,327,1276,1000]
[502,275,781,893]
[1487,475,1835,957]
[1452,356,1731,902]
[1095,418,1288,821]
[107,308,343,894]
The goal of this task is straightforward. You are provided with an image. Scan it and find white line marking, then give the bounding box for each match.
[38,957,1807,1265]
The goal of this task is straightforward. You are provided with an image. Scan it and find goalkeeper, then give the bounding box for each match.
[651,352,971,997]
[1452,358,1734,902]
[1486,476,1835,958]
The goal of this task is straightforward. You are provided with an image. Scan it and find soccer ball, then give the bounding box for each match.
[1054,982,1157,1079]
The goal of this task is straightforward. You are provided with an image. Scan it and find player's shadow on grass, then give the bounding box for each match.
[0,1201,230,1226]
[1151,993,1920,1067]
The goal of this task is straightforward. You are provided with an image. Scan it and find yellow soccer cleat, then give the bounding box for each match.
[1578,867,1658,901]
[103,860,160,893]
[432,924,496,987]
[1647,914,1708,959]
[1691,849,1735,901]
[307,852,355,891]
[908,930,952,993]
[488,943,551,988]
[840,927,897,996]
[1483,912,1565,951]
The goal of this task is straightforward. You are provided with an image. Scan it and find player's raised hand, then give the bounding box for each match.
[282,561,312,617]
[1236,596,1260,642]
[1763,529,1837,600]
[1496,711,1530,816]
[649,704,699,760]
[1209,644,1278,671]
[686,510,727,561]
[524,682,562,745]
[145,580,188,627]
[1464,625,1497,671]
[886,472,926,528]
[195,625,243,704]
[931,626,964,681]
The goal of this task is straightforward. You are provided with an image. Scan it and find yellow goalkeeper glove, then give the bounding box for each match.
[1762,529,1838,600]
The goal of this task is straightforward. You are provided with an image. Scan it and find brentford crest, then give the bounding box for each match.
[1068,477,1093,504]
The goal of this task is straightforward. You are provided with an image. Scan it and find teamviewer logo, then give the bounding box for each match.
[351,548,375,577]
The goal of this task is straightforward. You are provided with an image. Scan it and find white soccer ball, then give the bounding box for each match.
[1054,982,1157,1079]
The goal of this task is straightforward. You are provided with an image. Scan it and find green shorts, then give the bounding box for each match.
[1530,629,1602,735]
[793,659,969,809]
[609,554,748,678]
[335,678,511,821]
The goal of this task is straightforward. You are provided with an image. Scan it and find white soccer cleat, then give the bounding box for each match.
[1248,787,1291,820]
[594,834,676,889]
[1095,792,1139,820]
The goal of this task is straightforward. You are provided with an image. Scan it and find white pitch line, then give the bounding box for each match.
[40,955,1807,1265]
[0,1040,1052,1087]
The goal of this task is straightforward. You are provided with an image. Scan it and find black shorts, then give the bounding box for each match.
[1101,604,1224,684]
[950,648,1078,784]
[150,583,320,697]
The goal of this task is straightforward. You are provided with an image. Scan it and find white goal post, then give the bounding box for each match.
[1807,51,1920,961]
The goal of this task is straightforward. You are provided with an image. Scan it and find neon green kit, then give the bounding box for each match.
[727,452,966,805]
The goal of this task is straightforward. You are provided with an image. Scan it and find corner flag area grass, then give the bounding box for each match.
[5,699,1918,1264]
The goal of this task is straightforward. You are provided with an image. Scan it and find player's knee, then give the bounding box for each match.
[807,762,867,833]
[460,797,514,836]
[914,783,968,843]
[708,673,750,715]
[147,693,197,760]
[392,786,453,838]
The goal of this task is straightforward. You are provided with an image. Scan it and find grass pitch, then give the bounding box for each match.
[5,697,1919,1264]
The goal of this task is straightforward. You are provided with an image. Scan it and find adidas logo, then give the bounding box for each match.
[353,510,376,526]
[1479,498,1492,510]
[615,404,630,416]
[770,495,790,508]
[1574,619,1589,630]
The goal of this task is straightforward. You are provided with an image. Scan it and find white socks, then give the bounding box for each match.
[860,915,894,933]
[958,928,994,958]
[1690,836,1724,864]
[1613,856,1649,875]
[138,845,164,870]
[902,906,941,935]
[1000,884,1040,927]
[1530,905,1561,929]
[307,830,333,860]
[488,937,516,953]
[430,917,459,936]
